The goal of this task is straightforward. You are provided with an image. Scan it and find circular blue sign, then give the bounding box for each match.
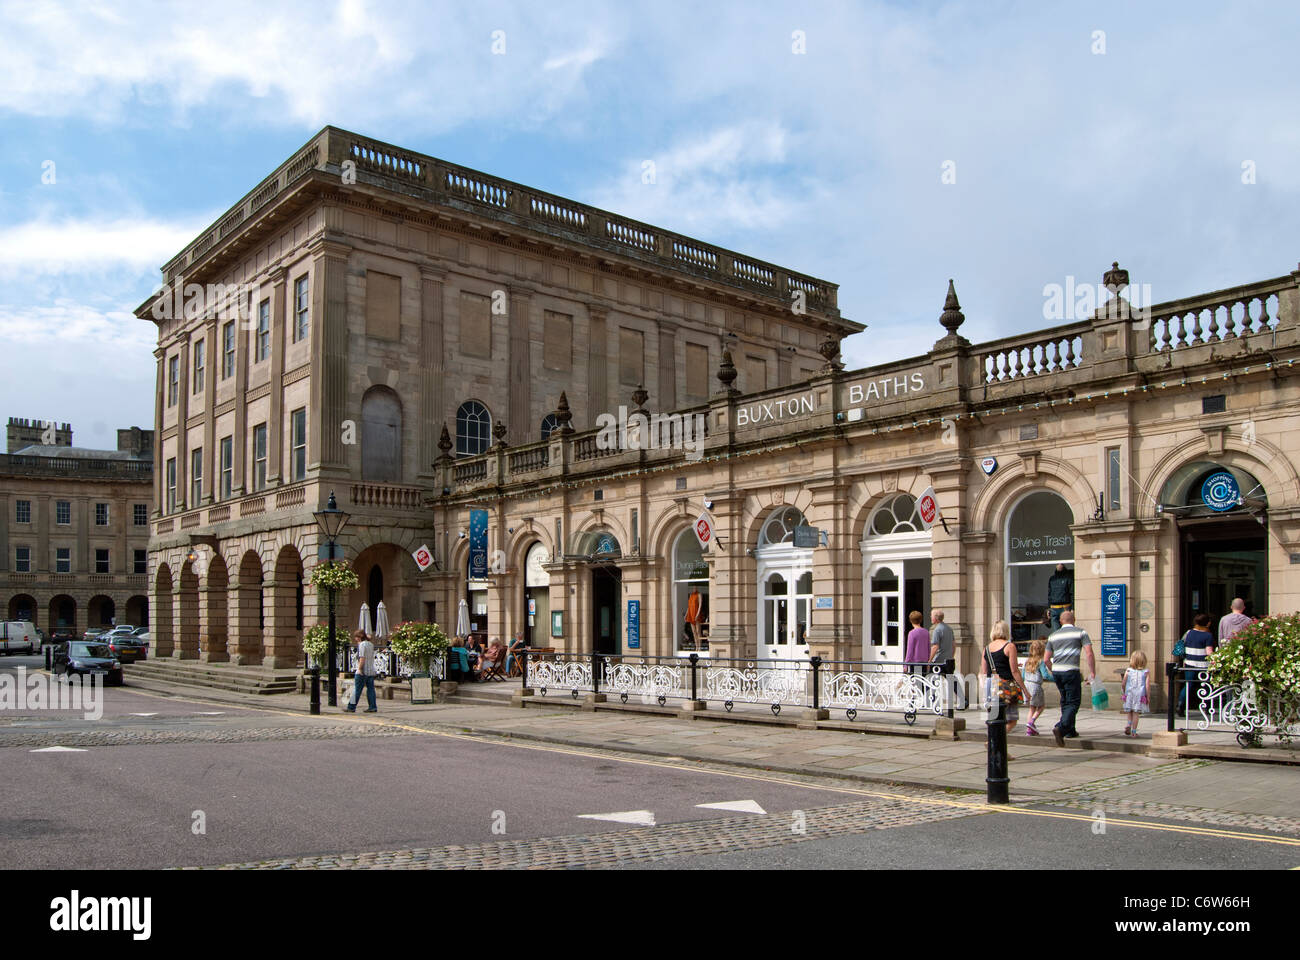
[1201,471,1241,512]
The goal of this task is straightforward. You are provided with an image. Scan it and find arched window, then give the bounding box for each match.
[456,400,492,457]
[758,506,805,547]
[1005,490,1075,644]
[361,386,402,482]
[867,494,924,536]
[673,530,710,654]
[540,414,559,441]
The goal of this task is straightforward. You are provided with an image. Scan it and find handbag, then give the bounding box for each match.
[985,643,1024,705]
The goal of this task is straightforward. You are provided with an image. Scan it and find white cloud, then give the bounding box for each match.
[0,217,207,275]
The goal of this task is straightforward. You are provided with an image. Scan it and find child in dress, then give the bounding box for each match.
[1122,650,1150,737]
[1023,638,1051,735]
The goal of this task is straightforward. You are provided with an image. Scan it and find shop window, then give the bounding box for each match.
[673,530,710,653]
[1006,490,1075,645]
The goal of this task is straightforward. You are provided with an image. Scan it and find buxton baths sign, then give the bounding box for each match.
[734,372,929,428]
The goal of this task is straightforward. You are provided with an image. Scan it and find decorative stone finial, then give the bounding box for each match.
[554,392,574,435]
[492,421,508,447]
[717,348,738,393]
[436,423,453,457]
[939,279,965,336]
[1103,261,1129,295]
[631,384,649,415]
[818,334,842,372]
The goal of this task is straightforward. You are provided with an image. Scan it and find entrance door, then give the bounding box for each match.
[759,567,812,660]
[866,563,903,663]
[591,566,621,655]
[1180,518,1267,627]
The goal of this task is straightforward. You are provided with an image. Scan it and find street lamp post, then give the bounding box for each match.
[313,491,351,707]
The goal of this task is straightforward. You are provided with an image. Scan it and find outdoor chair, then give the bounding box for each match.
[480,649,508,682]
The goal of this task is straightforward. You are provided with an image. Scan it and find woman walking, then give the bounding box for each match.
[904,610,930,675]
[979,619,1027,734]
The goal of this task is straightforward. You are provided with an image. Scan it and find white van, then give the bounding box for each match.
[0,621,37,655]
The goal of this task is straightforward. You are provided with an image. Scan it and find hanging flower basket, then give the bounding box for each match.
[310,562,360,593]
[302,623,333,669]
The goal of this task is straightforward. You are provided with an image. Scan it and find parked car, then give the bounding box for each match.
[0,621,37,655]
[106,634,147,663]
[103,625,136,638]
[52,641,123,685]
[83,627,108,639]
[34,627,49,646]
[131,626,150,637]
[51,628,78,644]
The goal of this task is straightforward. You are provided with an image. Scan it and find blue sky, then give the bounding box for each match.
[2,0,1297,449]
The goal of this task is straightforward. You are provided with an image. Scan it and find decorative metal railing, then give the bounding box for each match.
[1166,665,1299,746]
[319,648,446,681]
[523,652,951,722]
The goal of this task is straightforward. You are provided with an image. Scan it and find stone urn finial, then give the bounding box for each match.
[1103,260,1130,295]
[818,334,842,372]
[492,420,508,448]
[436,423,453,458]
[718,347,739,393]
[631,384,649,416]
[554,391,574,435]
[939,279,965,336]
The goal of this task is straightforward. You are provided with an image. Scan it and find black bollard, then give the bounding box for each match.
[309,666,321,716]
[986,711,1009,804]
[45,644,53,671]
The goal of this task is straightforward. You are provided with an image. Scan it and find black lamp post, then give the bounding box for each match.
[313,491,350,707]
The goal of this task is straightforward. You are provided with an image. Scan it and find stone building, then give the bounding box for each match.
[432,260,1300,708]
[139,127,1300,706]
[0,418,154,631]
[139,127,851,667]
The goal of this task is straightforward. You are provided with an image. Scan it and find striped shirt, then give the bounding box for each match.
[1045,626,1092,672]
[1182,629,1214,671]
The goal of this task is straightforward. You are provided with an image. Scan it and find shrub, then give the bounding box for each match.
[388,621,450,673]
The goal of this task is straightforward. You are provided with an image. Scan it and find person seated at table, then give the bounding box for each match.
[447,636,473,683]
[480,637,506,676]
[505,631,526,676]
[465,635,484,677]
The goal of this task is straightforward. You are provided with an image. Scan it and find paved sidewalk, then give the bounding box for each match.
[100,672,1300,823]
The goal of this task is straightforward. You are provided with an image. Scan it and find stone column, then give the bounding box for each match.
[805,477,854,660]
[657,321,678,413]
[263,566,300,669]
[201,319,217,504]
[232,305,249,496]
[587,306,608,429]
[227,570,264,666]
[418,270,446,480]
[928,458,972,664]
[153,348,166,512]
[173,574,200,660]
[267,268,288,484]
[199,569,229,662]
[508,286,532,444]
[700,487,750,659]
[176,339,190,509]
[309,239,351,478]
[74,497,88,574]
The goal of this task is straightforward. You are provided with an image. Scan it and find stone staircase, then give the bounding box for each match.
[126,658,300,696]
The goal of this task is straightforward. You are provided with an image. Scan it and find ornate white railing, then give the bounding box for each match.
[821,663,948,724]
[319,649,445,680]
[1192,672,1299,745]
[703,662,810,715]
[528,654,595,699]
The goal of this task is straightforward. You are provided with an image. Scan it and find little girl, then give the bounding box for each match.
[1122,650,1151,736]
[1023,638,1051,735]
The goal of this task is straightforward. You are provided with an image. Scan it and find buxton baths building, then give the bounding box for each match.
[140,128,1300,705]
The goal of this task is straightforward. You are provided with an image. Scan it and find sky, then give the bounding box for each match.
[1,0,1297,449]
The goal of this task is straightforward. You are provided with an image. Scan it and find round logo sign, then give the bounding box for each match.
[918,494,937,525]
[1201,471,1241,512]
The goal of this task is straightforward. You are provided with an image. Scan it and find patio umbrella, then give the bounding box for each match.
[357,602,371,639]
[374,601,390,641]
[456,598,470,638]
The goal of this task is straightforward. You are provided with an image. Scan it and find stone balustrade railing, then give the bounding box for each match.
[348,482,424,510]
[977,321,1089,384]
[1147,276,1293,353]
[162,127,841,316]
[0,454,152,480]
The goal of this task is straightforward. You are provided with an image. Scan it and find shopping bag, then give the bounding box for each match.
[1090,678,1109,711]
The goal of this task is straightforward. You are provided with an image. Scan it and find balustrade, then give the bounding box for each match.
[980,331,1084,383]
[508,446,549,473]
[1149,289,1282,352]
[348,482,423,509]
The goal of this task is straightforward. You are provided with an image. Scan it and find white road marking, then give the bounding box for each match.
[193,711,224,715]
[696,799,766,815]
[30,746,87,753]
[130,712,159,717]
[577,810,657,826]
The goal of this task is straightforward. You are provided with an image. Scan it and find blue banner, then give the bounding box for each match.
[1100,583,1127,657]
[627,599,640,649]
[469,509,488,579]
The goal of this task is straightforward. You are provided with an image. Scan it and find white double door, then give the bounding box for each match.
[861,534,932,664]
[757,548,814,661]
